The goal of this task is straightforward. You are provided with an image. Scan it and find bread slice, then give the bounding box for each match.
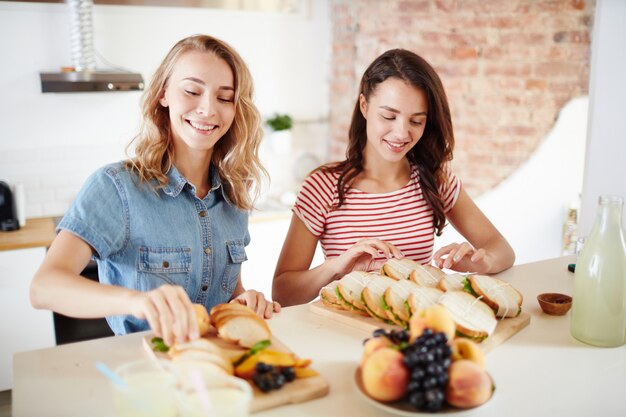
[407,286,444,316]
[437,273,466,292]
[319,280,347,310]
[384,279,424,326]
[361,275,398,323]
[381,258,419,280]
[217,314,271,348]
[467,275,523,318]
[169,338,233,375]
[336,271,372,315]
[438,290,497,342]
[409,264,446,287]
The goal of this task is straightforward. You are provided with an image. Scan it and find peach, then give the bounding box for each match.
[361,347,408,402]
[450,338,485,369]
[409,305,456,343]
[193,304,211,336]
[446,360,493,409]
[360,336,395,367]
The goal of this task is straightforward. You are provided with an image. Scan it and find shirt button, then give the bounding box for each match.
[204,247,211,255]
[201,285,208,291]
[199,211,206,217]
[162,261,170,268]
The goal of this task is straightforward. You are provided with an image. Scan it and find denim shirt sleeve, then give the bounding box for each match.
[57,165,128,259]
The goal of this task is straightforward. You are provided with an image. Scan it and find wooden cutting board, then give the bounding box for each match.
[309,300,530,353]
[142,332,329,413]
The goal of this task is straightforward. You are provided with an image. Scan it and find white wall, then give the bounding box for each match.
[0,1,330,218]
[579,0,626,235]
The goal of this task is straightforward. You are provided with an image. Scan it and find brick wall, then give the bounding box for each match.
[329,0,594,196]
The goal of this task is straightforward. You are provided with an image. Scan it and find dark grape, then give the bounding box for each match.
[407,391,426,409]
[281,366,296,382]
[423,389,445,412]
[255,362,273,374]
[372,328,387,338]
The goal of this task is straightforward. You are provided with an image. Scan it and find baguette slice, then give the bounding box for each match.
[438,291,497,342]
[336,271,372,315]
[409,264,446,287]
[320,280,347,310]
[361,275,398,323]
[437,273,467,292]
[407,286,444,316]
[381,258,420,280]
[467,275,523,318]
[169,338,233,375]
[217,314,271,348]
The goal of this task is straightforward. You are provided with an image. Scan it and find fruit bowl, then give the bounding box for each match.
[537,293,572,316]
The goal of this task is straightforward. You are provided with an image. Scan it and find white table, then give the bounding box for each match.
[13,256,626,417]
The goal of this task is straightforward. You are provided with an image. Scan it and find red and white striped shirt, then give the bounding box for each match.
[292,167,461,264]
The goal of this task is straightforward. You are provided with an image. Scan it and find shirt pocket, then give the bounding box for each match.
[221,240,247,294]
[136,246,192,293]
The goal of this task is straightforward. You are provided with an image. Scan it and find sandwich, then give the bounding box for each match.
[319,280,347,310]
[409,264,446,287]
[210,302,272,348]
[407,286,444,316]
[381,258,419,280]
[438,290,498,342]
[361,275,400,324]
[383,279,425,326]
[335,271,373,315]
[437,273,467,292]
[168,337,234,375]
[464,275,523,318]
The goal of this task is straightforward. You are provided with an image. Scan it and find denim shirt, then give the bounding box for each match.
[57,161,249,335]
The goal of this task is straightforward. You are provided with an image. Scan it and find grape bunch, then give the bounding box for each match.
[251,362,296,392]
[371,328,452,412]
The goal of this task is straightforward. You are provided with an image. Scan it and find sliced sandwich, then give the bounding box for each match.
[407,286,444,316]
[438,290,498,342]
[409,264,446,287]
[383,279,424,326]
[319,280,347,311]
[381,258,419,280]
[361,275,398,324]
[465,275,523,318]
[437,273,467,292]
[336,271,373,315]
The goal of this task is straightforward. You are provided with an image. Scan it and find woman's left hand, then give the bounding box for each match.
[433,242,493,274]
[231,290,281,319]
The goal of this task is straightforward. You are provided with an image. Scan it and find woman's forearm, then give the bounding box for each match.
[273,259,342,307]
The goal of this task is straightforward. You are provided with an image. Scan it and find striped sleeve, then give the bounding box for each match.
[292,170,335,237]
[440,170,461,213]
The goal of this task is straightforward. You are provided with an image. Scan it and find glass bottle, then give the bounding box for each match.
[570,195,626,347]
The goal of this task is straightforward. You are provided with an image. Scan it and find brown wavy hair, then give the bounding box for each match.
[325,49,455,236]
[126,34,264,210]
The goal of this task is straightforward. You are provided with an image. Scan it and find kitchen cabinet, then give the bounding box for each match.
[0,247,55,391]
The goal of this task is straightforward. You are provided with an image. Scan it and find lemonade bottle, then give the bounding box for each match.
[570,195,626,347]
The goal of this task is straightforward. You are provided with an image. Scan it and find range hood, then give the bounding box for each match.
[40,0,144,93]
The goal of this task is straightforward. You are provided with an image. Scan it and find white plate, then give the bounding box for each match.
[354,368,490,416]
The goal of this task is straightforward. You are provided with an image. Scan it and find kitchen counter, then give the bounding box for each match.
[12,256,626,417]
[0,217,56,251]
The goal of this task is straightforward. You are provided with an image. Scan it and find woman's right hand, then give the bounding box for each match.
[328,238,403,278]
[129,285,199,347]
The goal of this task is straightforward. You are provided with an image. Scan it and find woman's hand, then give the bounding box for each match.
[328,238,404,277]
[231,290,281,319]
[129,284,198,347]
[433,242,493,274]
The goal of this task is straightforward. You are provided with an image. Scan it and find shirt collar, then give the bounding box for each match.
[163,164,230,203]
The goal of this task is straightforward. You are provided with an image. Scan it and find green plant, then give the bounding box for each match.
[266,113,292,131]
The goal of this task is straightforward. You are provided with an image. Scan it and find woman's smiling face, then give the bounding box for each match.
[360,77,428,163]
[159,50,236,155]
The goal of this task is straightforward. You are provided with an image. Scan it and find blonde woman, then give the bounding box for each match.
[31,35,280,346]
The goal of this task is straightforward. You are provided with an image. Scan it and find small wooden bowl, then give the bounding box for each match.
[537,293,572,315]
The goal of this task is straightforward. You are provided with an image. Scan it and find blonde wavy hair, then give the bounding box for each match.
[126,34,265,211]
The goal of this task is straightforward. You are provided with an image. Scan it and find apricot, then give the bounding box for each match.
[360,336,395,367]
[446,360,493,409]
[409,305,456,343]
[361,347,408,402]
[451,338,485,368]
[193,304,211,336]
